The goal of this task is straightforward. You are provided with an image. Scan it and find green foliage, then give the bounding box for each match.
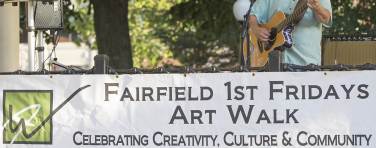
[63,0,96,48]
[328,0,375,34]
[161,0,241,67]
[64,0,183,68]
[128,0,183,67]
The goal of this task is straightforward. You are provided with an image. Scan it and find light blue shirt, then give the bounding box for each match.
[251,0,332,65]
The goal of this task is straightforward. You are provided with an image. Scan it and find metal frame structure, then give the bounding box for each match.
[323,32,376,41]
[3,0,63,71]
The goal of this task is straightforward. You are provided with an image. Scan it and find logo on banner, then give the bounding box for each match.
[2,85,91,144]
[3,90,53,144]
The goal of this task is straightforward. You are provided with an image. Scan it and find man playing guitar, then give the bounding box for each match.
[249,0,332,66]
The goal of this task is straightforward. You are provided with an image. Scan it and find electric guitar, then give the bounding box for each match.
[249,0,308,67]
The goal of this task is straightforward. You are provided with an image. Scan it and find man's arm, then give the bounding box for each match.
[308,0,331,24]
[249,16,270,42]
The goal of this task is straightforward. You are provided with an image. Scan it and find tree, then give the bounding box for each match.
[64,0,179,68]
[92,0,132,69]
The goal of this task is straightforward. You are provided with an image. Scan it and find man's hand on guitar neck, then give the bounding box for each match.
[249,15,270,42]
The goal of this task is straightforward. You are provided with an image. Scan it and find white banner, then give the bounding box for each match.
[0,71,375,147]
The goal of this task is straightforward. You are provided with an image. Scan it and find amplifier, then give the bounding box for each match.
[34,0,63,30]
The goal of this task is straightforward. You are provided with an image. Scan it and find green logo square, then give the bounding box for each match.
[3,90,53,144]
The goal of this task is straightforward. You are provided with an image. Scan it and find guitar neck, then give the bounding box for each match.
[276,0,308,32]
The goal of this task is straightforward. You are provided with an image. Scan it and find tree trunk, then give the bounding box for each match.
[92,0,133,69]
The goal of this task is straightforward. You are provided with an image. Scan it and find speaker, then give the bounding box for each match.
[34,0,63,30]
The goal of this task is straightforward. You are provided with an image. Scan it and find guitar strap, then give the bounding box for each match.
[291,0,309,25]
[281,0,309,49]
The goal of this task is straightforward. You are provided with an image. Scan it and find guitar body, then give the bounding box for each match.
[250,11,287,67]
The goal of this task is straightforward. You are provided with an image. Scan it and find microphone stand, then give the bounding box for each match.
[240,1,255,68]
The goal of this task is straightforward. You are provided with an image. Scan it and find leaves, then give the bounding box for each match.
[160,0,241,67]
[128,0,183,67]
[328,0,376,34]
[63,0,96,48]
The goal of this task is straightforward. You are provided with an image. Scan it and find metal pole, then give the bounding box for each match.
[27,1,35,71]
[36,31,44,71]
[0,2,19,72]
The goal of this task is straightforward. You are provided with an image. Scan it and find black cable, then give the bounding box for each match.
[33,1,37,21]
[106,65,119,75]
[52,30,60,60]
[41,30,61,71]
